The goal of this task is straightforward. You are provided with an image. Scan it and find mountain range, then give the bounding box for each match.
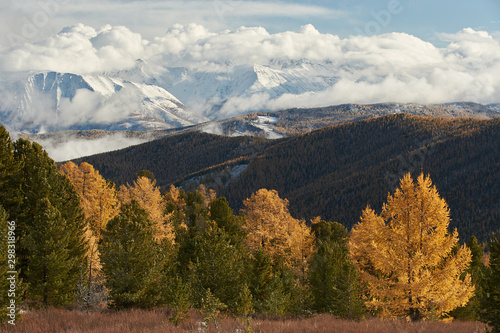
[71,114,500,243]
[2,58,499,135]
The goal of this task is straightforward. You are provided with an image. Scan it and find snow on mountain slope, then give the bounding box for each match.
[0,70,206,133]
[150,59,340,118]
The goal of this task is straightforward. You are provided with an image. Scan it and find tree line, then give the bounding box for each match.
[0,124,499,331]
[73,115,500,244]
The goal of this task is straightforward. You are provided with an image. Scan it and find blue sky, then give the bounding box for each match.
[1,0,499,48]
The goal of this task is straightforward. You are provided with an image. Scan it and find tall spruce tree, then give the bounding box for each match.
[0,125,18,203]
[450,236,486,320]
[309,220,365,319]
[248,248,292,315]
[188,220,247,310]
[4,138,87,307]
[0,205,23,323]
[210,197,246,246]
[23,198,76,307]
[99,201,170,309]
[481,234,500,332]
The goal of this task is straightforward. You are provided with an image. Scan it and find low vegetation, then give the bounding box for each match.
[2,308,489,333]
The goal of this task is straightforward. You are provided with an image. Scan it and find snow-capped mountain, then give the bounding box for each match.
[137,59,341,118]
[0,58,345,133]
[0,70,206,133]
[1,57,499,136]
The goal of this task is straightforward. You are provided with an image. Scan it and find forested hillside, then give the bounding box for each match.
[71,132,272,188]
[75,114,500,242]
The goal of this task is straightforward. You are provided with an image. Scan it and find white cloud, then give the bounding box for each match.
[1,23,499,118]
[35,133,149,161]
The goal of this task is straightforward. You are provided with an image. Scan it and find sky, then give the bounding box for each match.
[1,0,499,50]
[1,0,499,161]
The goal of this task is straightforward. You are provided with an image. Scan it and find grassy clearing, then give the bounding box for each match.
[1,308,487,333]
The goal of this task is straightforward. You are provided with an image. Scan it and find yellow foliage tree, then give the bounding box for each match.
[60,162,119,234]
[60,161,120,307]
[118,176,174,243]
[349,173,474,321]
[241,189,315,272]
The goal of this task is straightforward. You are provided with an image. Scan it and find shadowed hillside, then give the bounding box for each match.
[75,114,500,242]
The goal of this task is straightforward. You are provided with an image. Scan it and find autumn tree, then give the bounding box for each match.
[118,175,174,242]
[241,189,314,272]
[349,173,474,321]
[60,162,119,236]
[60,161,119,308]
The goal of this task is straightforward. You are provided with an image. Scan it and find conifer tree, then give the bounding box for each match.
[0,205,23,323]
[60,161,119,309]
[188,221,247,310]
[450,236,486,320]
[349,173,474,321]
[99,201,170,309]
[236,283,254,332]
[210,197,246,246]
[6,139,87,306]
[23,198,76,307]
[248,248,292,315]
[118,175,174,242]
[309,220,365,319]
[241,189,314,271]
[248,248,274,313]
[59,162,119,236]
[201,289,227,333]
[0,125,19,204]
[168,276,192,326]
[481,234,500,332]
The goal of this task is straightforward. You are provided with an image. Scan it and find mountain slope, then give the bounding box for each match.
[0,71,207,133]
[74,114,500,243]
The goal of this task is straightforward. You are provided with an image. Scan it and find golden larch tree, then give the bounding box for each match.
[118,176,174,242]
[349,173,474,321]
[241,188,315,272]
[60,162,119,235]
[60,161,120,307]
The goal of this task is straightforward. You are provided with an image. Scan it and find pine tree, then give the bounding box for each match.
[481,234,500,332]
[6,139,87,307]
[0,205,23,323]
[248,248,274,313]
[23,198,76,307]
[210,197,247,246]
[450,236,486,320]
[236,283,254,332]
[168,276,192,326]
[309,220,365,319]
[99,201,170,309]
[0,125,19,204]
[201,289,227,333]
[349,173,474,321]
[188,221,247,310]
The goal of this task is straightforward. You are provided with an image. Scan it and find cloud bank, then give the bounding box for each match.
[1,23,499,113]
